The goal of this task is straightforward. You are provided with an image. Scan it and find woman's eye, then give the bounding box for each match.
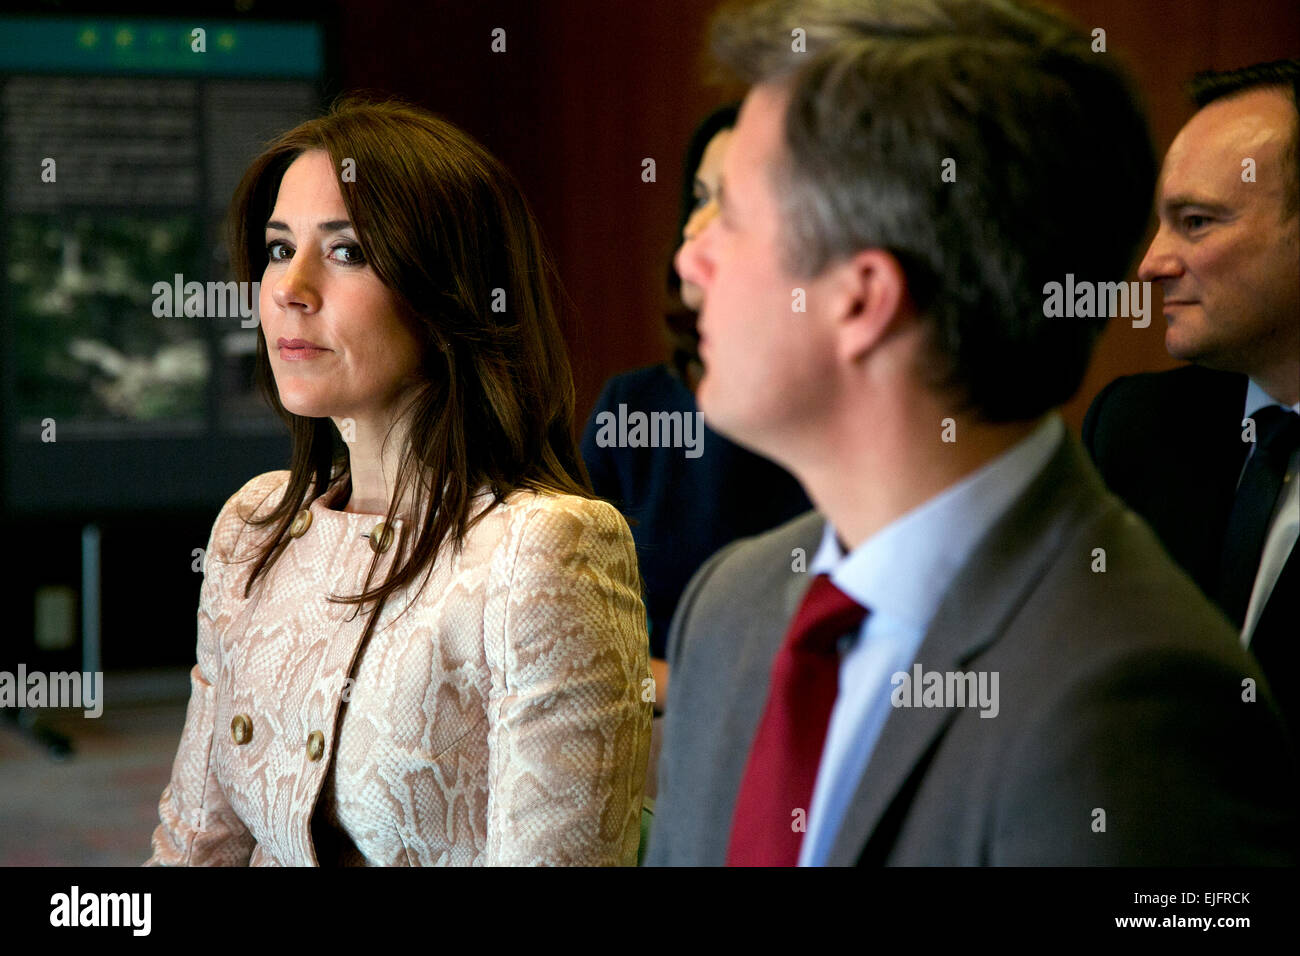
[266,240,291,260]
[330,243,366,265]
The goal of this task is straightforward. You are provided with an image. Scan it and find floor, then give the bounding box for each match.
[0,669,190,867]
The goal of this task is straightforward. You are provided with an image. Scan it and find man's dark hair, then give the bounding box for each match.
[1190,57,1300,217]
[710,0,1157,423]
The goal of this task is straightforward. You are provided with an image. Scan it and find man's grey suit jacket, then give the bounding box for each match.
[646,432,1298,865]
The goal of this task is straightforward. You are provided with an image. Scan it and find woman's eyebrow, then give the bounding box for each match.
[265,219,354,233]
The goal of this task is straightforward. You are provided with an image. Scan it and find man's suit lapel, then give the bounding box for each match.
[723,522,825,777]
[825,434,1109,866]
[784,559,816,619]
[1250,543,1298,725]
[1200,373,1253,579]
[732,554,823,735]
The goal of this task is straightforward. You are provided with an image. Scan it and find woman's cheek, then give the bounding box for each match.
[259,285,276,334]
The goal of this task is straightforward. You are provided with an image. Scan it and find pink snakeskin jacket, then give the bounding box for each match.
[146,471,652,866]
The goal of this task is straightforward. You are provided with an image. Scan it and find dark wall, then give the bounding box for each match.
[333,0,737,428]
[331,0,1300,432]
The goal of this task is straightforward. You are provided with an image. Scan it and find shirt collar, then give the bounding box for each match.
[810,414,1065,630]
[1244,379,1300,420]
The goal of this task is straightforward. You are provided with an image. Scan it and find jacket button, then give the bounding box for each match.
[306,730,325,761]
[230,714,253,745]
[368,521,394,553]
[289,509,313,538]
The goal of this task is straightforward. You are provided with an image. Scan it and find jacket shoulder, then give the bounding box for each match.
[1088,365,1245,424]
[701,509,823,593]
[479,490,637,576]
[208,470,294,564]
[1002,491,1282,739]
[986,503,1296,862]
[504,489,630,536]
[1084,366,1247,479]
[666,508,822,668]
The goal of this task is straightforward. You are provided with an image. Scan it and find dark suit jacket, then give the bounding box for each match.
[581,364,809,658]
[646,431,1298,865]
[1083,365,1297,725]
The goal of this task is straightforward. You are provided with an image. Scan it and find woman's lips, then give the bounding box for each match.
[279,346,329,360]
[277,337,330,360]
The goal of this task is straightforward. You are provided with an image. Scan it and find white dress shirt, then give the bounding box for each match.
[1240,380,1300,647]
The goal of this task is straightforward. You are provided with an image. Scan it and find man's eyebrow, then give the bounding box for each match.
[265,219,354,233]
[1160,196,1232,216]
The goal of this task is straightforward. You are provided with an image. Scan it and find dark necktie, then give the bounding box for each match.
[1215,405,1300,628]
[726,573,868,867]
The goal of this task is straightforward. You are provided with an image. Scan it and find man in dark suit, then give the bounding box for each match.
[1085,60,1300,729]
[645,0,1298,867]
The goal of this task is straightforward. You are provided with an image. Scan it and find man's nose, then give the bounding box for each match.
[1137,224,1182,284]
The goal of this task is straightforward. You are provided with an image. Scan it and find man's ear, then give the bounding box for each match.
[827,248,911,364]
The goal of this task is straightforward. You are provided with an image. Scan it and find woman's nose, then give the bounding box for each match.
[675,222,714,292]
[682,199,719,243]
[271,253,321,313]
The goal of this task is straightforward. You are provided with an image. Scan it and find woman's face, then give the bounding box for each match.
[678,128,734,312]
[260,149,424,426]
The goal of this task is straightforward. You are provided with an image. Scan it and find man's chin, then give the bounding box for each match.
[694,378,721,429]
[1164,324,1205,364]
[697,390,772,460]
[695,383,741,442]
[1164,329,1244,375]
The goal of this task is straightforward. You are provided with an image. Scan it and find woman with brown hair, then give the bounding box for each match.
[146,96,651,866]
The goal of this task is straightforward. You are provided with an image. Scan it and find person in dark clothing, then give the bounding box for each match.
[1084,59,1299,730]
[582,105,811,711]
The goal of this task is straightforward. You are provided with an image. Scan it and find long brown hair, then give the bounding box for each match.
[227,94,592,641]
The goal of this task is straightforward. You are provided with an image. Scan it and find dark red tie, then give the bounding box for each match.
[726,573,869,866]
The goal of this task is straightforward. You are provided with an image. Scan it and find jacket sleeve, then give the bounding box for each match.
[640,537,740,867]
[144,489,257,866]
[485,496,653,865]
